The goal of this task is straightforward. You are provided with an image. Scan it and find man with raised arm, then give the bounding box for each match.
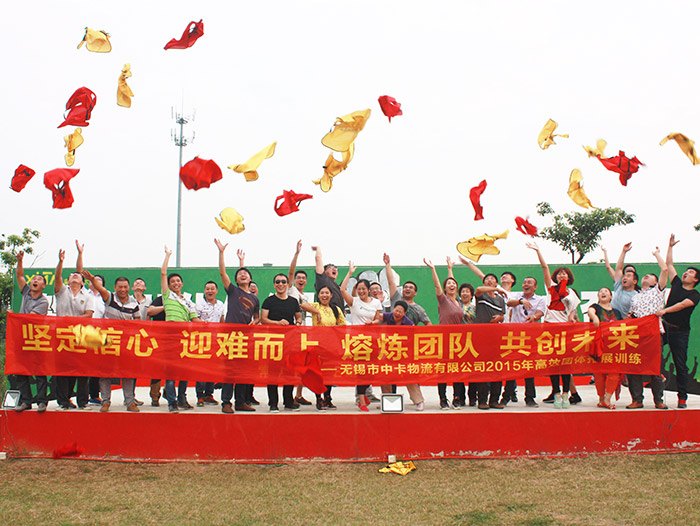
[161,246,200,412]
[13,251,50,413]
[384,253,432,326]
[604,242,640,319]
[81,270,141,413]
[287,240,314,405]
[656,234,700,409]
[54,247,94,410]
[215,239,260,414]
[312,246,344,313]
[627,247,668,409]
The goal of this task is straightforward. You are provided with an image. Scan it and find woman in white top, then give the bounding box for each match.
[340,262,383,411]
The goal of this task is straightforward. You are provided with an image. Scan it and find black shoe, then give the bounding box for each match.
[316,399,327,411]
[270,405,279,413]
[323,399,337,410]
[177,400,193,410]
[468,398,477,407]
[569,392,582,405]
[510,394,518,403]
[525,398,539,408]
[249,397,261,406]
[499,397,510,406]
[284,403,301,411]
[542,392,556,403]
[440,399,450,410]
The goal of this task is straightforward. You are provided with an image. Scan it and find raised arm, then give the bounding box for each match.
[214,238,232,290]
[54,249,66,294]
[312,246,324,274]
[339,261,356,306]
[161,245,172,294]
[288,240,302,284]
[75,240,84,274]
[81,270,110,302]
[666,234,679,283]
[383,253,398,299]
[446,256,456,280]
[15,250,27,290]
[237,249,245,268]
[458,256,486,282]
[653,246,668,290]
[526,241,552,288]
[613,242,632,282]
[601,247,615,281]
[423,258,443,297]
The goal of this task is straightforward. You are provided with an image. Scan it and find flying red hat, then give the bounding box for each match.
[469,179,487,220]
[58,87,97,128]
[515,216,538,236]
[274,190,313,216]
[11,164,36,193]
[164,20,204,50]
[44,168,79,209]
[597,150,644,186]
[378,95,403,122]
[179,157,222,190]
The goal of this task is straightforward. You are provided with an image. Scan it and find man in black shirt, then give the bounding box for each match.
[656,234,700,408]
[261,273,302,411]
[311,245,344,313]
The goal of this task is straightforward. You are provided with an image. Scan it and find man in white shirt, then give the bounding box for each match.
[195,280,226,406]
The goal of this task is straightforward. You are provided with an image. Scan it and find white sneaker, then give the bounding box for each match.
[416,402,424,412]
[554,393,563,409]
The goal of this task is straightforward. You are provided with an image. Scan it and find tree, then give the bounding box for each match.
[536,202,634,264]
[0,228,40,333]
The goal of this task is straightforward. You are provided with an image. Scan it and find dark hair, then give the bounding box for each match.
[623,264,636,274]
[94,274,105,286]
[624,269,639,283]
[552,267,575,285]
[323,263,337,272]
[36,274,47,285]
[599,286,612,295]
[319,286,342,321]
[134,277,146,284]
[369,282,382,289]
[294,270,307,278]
[167,273,183,285]
[523,276,538,286]
[394,300,409,313]
[501,271,517,286]
[273,273,288,283]
[442,277,458,290]
[482,273,498,284]
[356,279,371,290]
[115,276,130,285]
[687,267,700,286]
[205,280,218,289]
[235,267,252,283]
[646,273,658,283]
[459,283,475,297]
[403,280,418,292]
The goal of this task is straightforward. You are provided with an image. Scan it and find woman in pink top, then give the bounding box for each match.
[424,257,464,409]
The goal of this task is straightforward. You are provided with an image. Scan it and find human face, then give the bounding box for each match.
[522,278,537,294]
[114,280,130,301]
[132,279,146,295]
[67,272,83,289]
[621,271,637,290]
[29,274,46,293]
[369,284,384,301]
[444,278,458,295]
[235,269,251,286]
[555,270,569,284]
[249,282,259,295]
[204,283,218,300]
[483,275,498,288]
[402,283,417,301]
[597,288,612,303]
[500,273,515,289]
[168,275,183,294]
[392,305,406,323]
[294,273,307,290]
[318,287,332,306]
[356,282,369,300]
[682,269,699,287]
[89,276,104,293]
[460,287,473,304]
[641,274,658,289]
[324,265,338,280]
[274,276,288,295]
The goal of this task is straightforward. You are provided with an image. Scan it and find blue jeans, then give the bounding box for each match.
[165,380,188,405]
[667,328,690,400]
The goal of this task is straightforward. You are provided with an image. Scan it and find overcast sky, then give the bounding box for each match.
[4,1,700,272]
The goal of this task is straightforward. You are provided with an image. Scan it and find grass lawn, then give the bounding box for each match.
[0,454,698,525]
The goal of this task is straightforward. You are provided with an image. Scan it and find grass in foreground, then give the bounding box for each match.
[0,454,698,525]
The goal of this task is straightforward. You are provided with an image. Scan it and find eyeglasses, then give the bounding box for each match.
[274,279,288,285]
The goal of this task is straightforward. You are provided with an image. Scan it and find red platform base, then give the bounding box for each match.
[2,409,700,462]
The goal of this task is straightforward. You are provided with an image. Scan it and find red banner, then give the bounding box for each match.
[5,313,661,386]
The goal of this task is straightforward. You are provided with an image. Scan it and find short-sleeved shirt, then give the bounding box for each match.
[147,296,166,321]
[314,272,344,313]
[55,286,95,317]
[103,292,141,321]
[261,295,301,324]
[630,284,665,330]
[225,283,260,324]
[390,290,431,325]
[509,292,546,323]
[88,289,105,318]
[196,299,226,323]
[461,302,476,324]
[663,275,700,330]
[437,294,463,325]
[611,279,638,317]
[475,292,506,324]
[162,285,197,322]
[590,303,622,322]
[544,288,580,323]
[288,286,314,325]
[20,284,48,315]
[308,302,346,326]
[381,312,414,326]
[349,297,383,325]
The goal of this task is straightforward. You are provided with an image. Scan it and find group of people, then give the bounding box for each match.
[10,235,700,414]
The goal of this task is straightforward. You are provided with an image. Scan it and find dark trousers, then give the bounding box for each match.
[195,382,215,399]
[476,382,502,404]
[504,378,535,401]
[164,380,188,405]
[628,374,665,403]
[437,382,465,401]
[667,328,690,400]
[550,374,571,393]
[56,376,89,407]
[246,384,255,403]
[15,375,49,406]
[222,383,250,406]
[268,385,294,407]
[315,387,333,400]
[88,377,101,399]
